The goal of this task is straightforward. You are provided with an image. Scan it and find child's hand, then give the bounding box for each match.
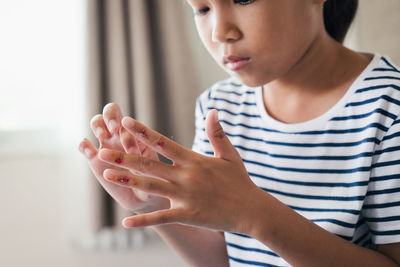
[78,103,170,214]
[98,109,263,234]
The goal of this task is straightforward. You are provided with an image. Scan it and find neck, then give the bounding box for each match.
[262,32,371,123]
[265,32,344,95]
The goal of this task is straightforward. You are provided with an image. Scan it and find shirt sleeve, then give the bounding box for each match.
[191,92,213,156]
[363,116,400,244]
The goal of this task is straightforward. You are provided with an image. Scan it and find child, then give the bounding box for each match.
[79,0,400,266]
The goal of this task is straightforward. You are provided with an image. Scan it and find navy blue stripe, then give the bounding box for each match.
[367,187,400,196]
[245,159,370,174]
[249,171,368,187]
[312,219,355,228]
[370,229,400,236]
[220,119,389,135]
[215,88,255,96]
[374,146,400,156]
[372,68,400,73]
[235,144,374,161]
[393,119,400,126]
[287,205,360,215]
[364,215,400,223]
[230,232,252,239]
[382,132,400,142]
[227,242,279,257]
[345,95,400,107]
[196,98,205,120]
[294,123,389,135]
[229,256,281,267]
[330,108,397,121]
[364,76,400,81]
[369,174,400,183]
[382,57,400,72]
[219,81,243,87]
[355,84,400,94]
[207,107,261,118]
[260,187,365,201]
[210,97,257,106]
[363,201,400,209]
[371,159,400,169]
[197,134,381,147]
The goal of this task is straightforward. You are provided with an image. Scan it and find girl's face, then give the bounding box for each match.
[186,0,325,87]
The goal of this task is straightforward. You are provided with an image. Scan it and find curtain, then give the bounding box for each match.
[85,0,198,239]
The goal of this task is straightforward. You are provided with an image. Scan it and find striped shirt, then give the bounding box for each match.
[192,54,400,266]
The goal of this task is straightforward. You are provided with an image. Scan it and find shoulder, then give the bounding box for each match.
[355,55,400,116]
[361,55,400,92]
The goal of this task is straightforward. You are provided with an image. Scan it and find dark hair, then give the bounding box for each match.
[323,0,359,43]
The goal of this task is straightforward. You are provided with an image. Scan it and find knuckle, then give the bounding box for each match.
[157,214,169,225]
[136,156,153,172]
[214,125,225,139]
[145,180,156,192]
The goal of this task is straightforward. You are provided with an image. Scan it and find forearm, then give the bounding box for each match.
[248,190,398,267]
[153,224,229,267]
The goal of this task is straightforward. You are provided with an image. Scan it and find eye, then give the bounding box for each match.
[194,7,210,16]
[234,0,255,5]
[193,0,256,17]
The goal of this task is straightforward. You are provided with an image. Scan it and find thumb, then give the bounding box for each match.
[205,109,239,161]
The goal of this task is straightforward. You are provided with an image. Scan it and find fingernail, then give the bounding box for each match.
[123,218,135,228]
[108,120,118,133]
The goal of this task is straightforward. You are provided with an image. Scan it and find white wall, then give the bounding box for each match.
[356,0,400,65]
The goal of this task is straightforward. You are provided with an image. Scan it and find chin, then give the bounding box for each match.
[231,73,271,88]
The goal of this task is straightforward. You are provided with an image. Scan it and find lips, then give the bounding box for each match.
[223,56,251,71]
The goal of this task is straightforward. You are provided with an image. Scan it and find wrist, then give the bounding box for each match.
[236,186,275,239]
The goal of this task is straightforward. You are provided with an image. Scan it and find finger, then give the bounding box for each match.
[137,140,159,159]
[122,116,191,165]
[78,138,98,160]
[120,128,158,160]
[120,127,141,155]
[103,169,176,198]
[90,114,112,140]
[206,109,240,162]
[98,148,180,181]
[122,209,182,228]
[103,103,123,134]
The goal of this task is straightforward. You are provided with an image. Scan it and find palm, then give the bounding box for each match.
[88,132,169,213]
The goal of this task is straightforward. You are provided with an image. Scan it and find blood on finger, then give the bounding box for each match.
[139,129,147,138]
[118,177,130,183]
[115,157,123,164]
[157,141,164,147]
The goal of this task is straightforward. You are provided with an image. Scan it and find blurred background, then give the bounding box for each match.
[0,0,399,266]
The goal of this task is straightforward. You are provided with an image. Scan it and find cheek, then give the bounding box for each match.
[196,21,218,57]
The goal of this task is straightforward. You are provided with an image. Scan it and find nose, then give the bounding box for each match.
[211,12,241,43]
